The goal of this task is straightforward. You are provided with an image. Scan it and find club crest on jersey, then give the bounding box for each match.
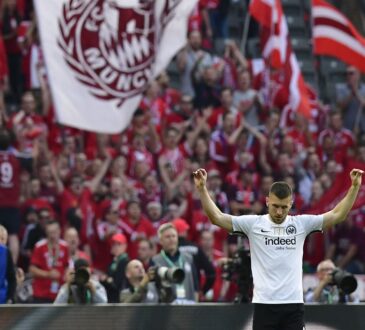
[58,0,156,104]
[286,225,297,235]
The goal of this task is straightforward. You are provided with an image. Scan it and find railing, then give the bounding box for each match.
[1,304,365,330]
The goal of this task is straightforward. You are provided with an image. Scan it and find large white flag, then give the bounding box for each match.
[34,0,197,133]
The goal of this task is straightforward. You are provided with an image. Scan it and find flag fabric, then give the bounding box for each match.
[312,0,365,73]
[34,0,197,133]
[249,0,311,118]
[250,0,287,69]
[306,161,365,217]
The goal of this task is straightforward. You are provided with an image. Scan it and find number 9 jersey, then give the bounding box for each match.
[0,150,20,208]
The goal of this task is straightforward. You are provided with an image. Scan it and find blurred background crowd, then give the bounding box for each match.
[0,0,365,304]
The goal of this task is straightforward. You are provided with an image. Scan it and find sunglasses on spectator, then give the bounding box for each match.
[346,71,356,75]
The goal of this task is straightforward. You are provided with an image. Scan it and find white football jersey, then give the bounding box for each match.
[232,214,323,304]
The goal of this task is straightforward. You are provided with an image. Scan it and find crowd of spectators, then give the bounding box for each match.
[0,0,365,304]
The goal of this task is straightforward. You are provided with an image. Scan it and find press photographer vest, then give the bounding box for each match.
[153,250,196,302]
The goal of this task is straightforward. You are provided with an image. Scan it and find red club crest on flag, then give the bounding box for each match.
[58,0,155,105]
[35,0,197,133]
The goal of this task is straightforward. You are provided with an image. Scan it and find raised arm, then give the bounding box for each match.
[86,156,112,193]
[322,169,364,230]
[193,168,232,232]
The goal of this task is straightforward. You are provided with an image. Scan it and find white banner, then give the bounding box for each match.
[34,0,197,133]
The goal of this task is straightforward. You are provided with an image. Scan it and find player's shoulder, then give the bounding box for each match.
[233,214,263,222]
[288,214,322,223]
[34,239,48,249]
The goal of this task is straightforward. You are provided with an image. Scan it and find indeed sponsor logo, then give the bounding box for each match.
[265,236,296,246]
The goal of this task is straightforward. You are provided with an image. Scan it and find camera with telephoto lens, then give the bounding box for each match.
[155,266,185,284]
[330,268,357,294]
[151,266,185,303]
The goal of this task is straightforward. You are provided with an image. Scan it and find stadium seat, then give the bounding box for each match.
[319,57,347,76]
[246,37,261,58]
[286,14,306,36]
[291,37,312,58]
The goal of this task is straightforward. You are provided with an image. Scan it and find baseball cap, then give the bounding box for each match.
[111,233,127,245]
[172,218,190,234]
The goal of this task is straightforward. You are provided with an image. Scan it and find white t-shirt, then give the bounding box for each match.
[232,214,323,304]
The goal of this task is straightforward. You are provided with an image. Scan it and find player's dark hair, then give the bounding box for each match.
[269,182,292,199]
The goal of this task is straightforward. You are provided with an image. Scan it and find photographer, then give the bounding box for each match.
[304,259,358,303]
[120,259,158,303]
[54,258,107,304]
[153,223,198,304]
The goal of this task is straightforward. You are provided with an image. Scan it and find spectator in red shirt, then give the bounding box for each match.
[52,156,111,249]
[191,135,212,169]
[158,126,190,202]
[8,92,47,165]
[29,220,69,303]
[98,177,129,221]
[145,201,167,231]
[21,177,53,215]
[208,87,240,130]
[318,111,355,157]
[0,129,21,263]
[137,238,155,271]
[199,229,228,302]
[227,168,260,216]
[120,200,156,260]
[209,112,241,176]
[38,163,58,209]
[63,227,91,268]
[126,133,155,178]
[163,94,194,130]
[138,173,162,214]
[156,70,181,109]
[91,206,122,273]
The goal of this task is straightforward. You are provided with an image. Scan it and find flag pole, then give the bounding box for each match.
[240,2,251,56]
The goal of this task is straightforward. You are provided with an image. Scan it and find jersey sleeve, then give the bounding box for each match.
[299,214,324,235]
[231,214,257,236]
[30,246,43,268]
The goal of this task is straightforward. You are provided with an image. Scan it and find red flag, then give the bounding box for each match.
[249,0,311,118]
[249,0,276,28]
[312,0,365,73]
[306,155,365,215]
[250,0,286,68]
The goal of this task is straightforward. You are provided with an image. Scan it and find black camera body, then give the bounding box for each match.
[69,268,91,304]
[151,266,185,303]
[222,247,253,303]
[73,268,90,287]
[330,268,357,295]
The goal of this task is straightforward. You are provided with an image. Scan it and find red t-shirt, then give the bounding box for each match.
[22,197,54,215]
[120,217,156,259]
[30,239,69,300]
[0,150,20,207]
[60,187,95,244]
